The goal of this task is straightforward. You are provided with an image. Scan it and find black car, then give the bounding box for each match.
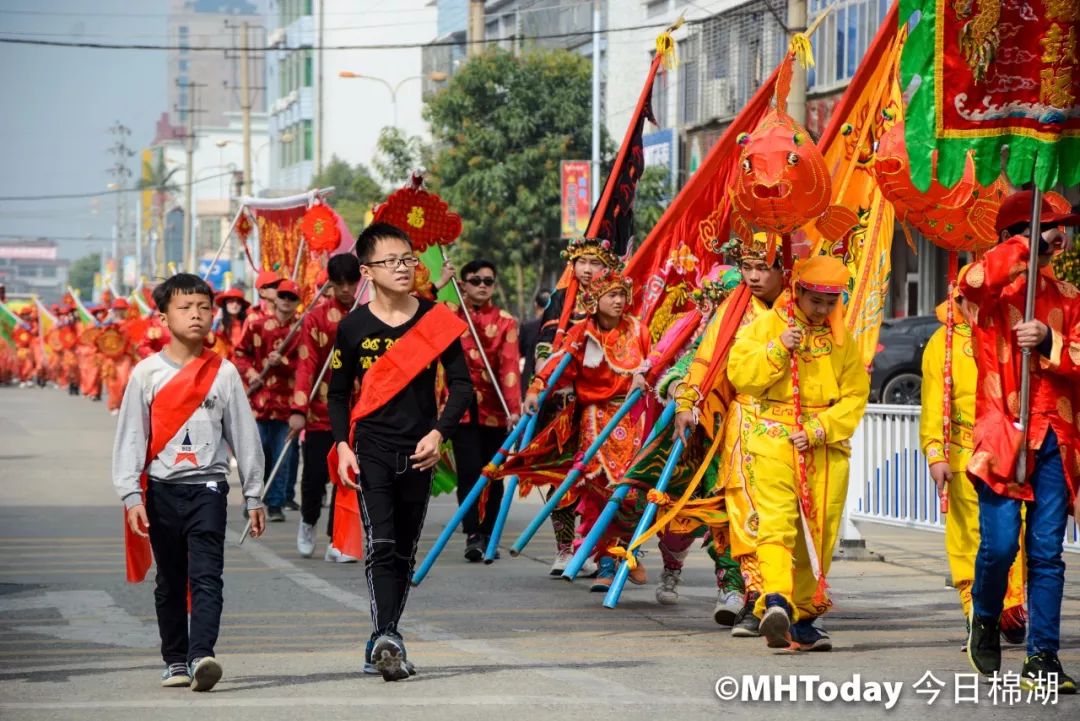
[870,315,942,405]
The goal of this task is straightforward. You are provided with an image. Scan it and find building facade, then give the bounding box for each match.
[0,241,70,305]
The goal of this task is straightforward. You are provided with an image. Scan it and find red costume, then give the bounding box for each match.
[289,294,351,431]
[234,312,300,421]
[962,235,1080,504]
[448,301,523,425]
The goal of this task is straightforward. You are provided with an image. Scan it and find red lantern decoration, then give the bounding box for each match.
[373,172,462,253]
[301,203,341,253]
[235,212,254,241]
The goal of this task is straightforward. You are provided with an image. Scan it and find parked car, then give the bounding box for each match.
[870,315,942,405]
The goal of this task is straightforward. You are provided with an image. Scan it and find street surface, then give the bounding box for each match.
[0,387,1075,720]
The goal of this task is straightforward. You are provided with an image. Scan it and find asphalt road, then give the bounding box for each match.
[0,386,1076,720]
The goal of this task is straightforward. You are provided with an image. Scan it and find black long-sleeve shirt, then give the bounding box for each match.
[327,299,473,452]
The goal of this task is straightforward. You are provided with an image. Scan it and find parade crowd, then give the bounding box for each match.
[1,193,1077,696]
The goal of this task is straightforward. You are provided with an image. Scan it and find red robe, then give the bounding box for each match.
[449,301,523,426]
[961,235,1080,504]
[290,296,351,432]
[234,313,300,421]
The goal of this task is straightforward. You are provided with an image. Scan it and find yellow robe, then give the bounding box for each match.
[676,293,771,591]
[728,300,869,622]
[919,323,1025,619]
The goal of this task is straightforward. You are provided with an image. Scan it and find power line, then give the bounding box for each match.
[0,18,699,52]
[0,171,235,202]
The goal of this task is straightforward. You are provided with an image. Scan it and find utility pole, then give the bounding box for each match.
[107,121,134,291]
[786,0,808,125]
[226,20,264,196]
[467,0,484,57]
[241,21,252,198]
[316,0,325,175]
[591,0,602,207]
[175,80,205,273]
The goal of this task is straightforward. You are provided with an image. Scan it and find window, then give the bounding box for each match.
[807,0,888,91]
[178,59,189,72]
[645,1,669,19]
[304,50,313,87]
[303,119,313,161]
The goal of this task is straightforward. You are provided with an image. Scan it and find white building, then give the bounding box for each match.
[266,0,438,195]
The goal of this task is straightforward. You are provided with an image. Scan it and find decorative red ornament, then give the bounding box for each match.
[301,203,341,253]
[373,172,462,253]
[874,120,1007,253]
[235,212,254,241]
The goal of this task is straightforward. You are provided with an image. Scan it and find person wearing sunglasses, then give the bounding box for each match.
[445,259,523,562]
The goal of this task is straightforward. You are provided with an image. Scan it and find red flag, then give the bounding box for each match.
[625,66,780,325]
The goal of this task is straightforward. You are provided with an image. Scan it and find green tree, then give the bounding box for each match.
[632,166,673,246]
[373,127,430,188]
[310,155,384,235]
[424,48,601,316]
[69,253,101,299]
[136,153,181,271]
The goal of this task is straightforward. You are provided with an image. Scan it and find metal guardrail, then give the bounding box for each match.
[842,404,1080,554]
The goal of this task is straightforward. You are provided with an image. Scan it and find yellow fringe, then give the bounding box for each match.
[655,16,684,70]
[789,32,816,70]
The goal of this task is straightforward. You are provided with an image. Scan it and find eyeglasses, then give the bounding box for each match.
[365,256,421,270]
[465,277,496,287]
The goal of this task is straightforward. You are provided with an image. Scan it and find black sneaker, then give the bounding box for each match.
[160,662,191,688]
[189,656,222,692]
[267,507,286,523]
[790,619,832,652]
[966,614,1001,676]
[464,533,484,563]
[731,594,761,638]
[1021,652,1078,695]
[370,635,410,682]
[284,500,300,511]
[364,637,416,677]
[759,593,793,649]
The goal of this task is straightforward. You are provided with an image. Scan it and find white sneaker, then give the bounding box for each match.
[656,568,681,605]
[324,545,342,562]
[578,557,598,578]
[297,522,316,558]
[110,409,119,416]
[336,551,359,563]
[549,549,572,576]
[713,589,744,626]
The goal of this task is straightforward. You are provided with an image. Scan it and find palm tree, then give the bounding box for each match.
[136,153,182,275]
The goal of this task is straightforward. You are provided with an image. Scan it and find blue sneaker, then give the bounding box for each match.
[160,662,191,688]
[759,593,793,649]
[590,556,616,592]
[790,618,832,652]
[364,636,416,678]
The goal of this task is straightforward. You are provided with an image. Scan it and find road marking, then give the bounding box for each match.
[0,591,156,648]
[229,529,650,701]
[0,695,715,710]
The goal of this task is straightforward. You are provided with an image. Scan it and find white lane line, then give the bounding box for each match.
[227,529,649,700]
[0,695,714,710]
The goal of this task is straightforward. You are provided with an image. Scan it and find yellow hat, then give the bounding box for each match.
[793,255,850,344]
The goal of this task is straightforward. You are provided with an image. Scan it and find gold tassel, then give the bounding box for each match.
[789,32,816,70]
[655,16,684,70]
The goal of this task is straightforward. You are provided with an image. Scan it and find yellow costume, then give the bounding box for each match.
[728,257,869,623]
[675,292,772,593]
[919,302,1025,621]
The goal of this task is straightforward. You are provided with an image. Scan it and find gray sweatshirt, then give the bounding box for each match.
[112,352,265,510]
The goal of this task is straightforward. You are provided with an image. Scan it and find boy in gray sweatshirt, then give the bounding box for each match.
[113,273,265,691]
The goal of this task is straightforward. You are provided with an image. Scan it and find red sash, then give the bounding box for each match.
[125,351,224,583]
[327,303,467,558]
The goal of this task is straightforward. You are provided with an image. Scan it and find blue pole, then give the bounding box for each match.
[483,411,542,563]
[562,400,677,581]
[603,435,686,609]
[509,388,645,557]
[411,353,574,586]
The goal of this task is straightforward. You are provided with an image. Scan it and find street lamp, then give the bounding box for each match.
[338,71,449,128]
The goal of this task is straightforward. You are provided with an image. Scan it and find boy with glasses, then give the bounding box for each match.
[328,223,473,681]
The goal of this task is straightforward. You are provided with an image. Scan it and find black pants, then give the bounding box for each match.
[300,430,336,535]
[355,440,432,638]
[452,423,505,537]
[146,480,228,665]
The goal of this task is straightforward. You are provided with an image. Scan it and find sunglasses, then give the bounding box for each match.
[465,277,496,287]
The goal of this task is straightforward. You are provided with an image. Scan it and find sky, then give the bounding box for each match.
[0,0,170,262]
